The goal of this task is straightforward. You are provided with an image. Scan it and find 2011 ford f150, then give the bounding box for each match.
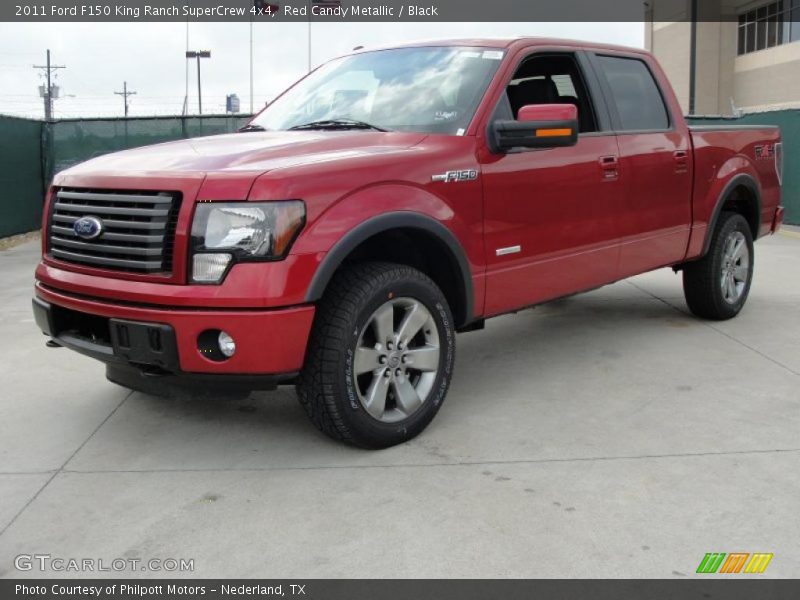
[33,38,784,448]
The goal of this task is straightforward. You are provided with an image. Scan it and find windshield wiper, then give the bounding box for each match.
[238,123,267,133]
[288,118,390,132]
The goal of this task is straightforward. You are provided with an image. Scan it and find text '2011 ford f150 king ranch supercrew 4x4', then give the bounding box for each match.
[33,38,784,448]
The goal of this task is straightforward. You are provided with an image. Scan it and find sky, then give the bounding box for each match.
[0,22,644,119]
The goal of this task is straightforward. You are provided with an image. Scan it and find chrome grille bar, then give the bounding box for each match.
[50,236,164,256]
[52,202,170,217]
[50,225,163,243]
[57,190,173,204]
[51,248,164,270]
[52,213,168,230]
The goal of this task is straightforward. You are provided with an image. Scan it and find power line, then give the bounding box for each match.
[113,81,137,117]
[32,49,66,120]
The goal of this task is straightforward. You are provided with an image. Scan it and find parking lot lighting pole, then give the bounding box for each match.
[185,50,211,115]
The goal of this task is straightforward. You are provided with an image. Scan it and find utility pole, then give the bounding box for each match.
[183,19,189,116]
[33,49,65,120]
[114,81,137,117]
[185,50,211,115]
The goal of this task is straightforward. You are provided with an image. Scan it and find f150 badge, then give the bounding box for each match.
[432,169,478,183]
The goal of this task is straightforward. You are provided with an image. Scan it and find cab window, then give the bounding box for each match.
[595,55,670,131]
[503,54,598,133]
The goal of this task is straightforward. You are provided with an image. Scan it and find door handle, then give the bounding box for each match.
[673,150,688,173]
[598,155,619,181]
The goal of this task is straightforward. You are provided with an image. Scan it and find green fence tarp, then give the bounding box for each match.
[0,114,249,238]
[688,109,799,225]
[0,116,44,238]
[46,115,251,184]
[1,110,798,239]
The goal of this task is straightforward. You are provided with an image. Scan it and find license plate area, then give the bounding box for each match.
[109,318,178,370]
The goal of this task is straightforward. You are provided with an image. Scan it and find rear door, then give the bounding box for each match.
[588,52,693,276]
[479,49,623,316]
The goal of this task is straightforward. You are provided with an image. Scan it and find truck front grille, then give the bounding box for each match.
[48,188,181,274]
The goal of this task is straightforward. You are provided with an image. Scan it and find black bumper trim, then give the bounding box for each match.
[34,297,179,370]
[32,296,54,336]
[106,364,298,396]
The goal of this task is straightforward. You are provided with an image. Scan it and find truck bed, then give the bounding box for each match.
[685,124,782,259]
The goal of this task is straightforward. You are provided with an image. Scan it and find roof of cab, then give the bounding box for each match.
[349,37,649,56]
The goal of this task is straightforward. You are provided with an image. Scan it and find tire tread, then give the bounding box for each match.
[297,261,447,447]
[683,211,753,320]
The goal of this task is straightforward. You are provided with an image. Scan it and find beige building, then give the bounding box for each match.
[645,0,800,115]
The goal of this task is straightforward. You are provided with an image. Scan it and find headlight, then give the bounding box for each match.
[190,201,305,283]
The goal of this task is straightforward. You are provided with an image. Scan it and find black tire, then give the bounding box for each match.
[297,262,456,449]
[683,212,754,320]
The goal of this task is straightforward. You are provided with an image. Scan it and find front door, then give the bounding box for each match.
[480,51,623,316]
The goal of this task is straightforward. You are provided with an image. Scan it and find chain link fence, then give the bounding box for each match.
[1,114,250,238]
[1,110,798,239]
[44,115,251,183]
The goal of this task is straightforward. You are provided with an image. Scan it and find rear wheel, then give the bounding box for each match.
[683,211,754,320]
[297,262,456,448]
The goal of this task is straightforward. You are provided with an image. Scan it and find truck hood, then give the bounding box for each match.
[59,130,429,178]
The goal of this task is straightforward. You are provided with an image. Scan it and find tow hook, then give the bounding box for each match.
[141,366,169,378]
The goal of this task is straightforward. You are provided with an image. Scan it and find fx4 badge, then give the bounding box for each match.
[432,169,478,183]
[754,144,774,160]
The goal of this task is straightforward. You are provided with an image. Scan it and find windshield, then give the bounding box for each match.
[250,47,505,135]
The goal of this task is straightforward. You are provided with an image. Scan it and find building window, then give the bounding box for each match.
[738,0,800,55]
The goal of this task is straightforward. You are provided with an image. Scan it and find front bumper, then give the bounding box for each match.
[33,283,315,389]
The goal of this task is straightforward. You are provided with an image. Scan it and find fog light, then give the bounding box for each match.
[218,331,236,357]
[192,253,232,283]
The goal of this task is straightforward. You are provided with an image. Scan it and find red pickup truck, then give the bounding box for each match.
[33,38,784,448]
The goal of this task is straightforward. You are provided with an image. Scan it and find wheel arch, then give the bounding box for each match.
[304,212,474,327]
[702,173,761,256]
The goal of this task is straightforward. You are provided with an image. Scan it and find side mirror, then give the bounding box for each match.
[490,104,579,153]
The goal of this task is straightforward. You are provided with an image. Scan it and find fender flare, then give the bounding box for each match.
[303,211,473,325]
[701,173,762,256]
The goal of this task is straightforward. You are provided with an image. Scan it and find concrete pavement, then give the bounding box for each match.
[1,232,798,578]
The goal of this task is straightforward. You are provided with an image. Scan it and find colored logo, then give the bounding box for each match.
[696,552,773,574]
[755,144,774,160]
[73,216,104,240]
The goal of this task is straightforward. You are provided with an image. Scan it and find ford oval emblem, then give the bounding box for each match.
[73,216,104,240]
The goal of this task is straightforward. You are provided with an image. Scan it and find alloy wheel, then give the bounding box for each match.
[353,297,440,423]
[720,230,750,304]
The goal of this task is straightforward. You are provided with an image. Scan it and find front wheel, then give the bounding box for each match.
[683,211,754,320]
[297,262,456,448]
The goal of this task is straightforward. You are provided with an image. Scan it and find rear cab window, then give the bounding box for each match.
[594,55,670,132]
